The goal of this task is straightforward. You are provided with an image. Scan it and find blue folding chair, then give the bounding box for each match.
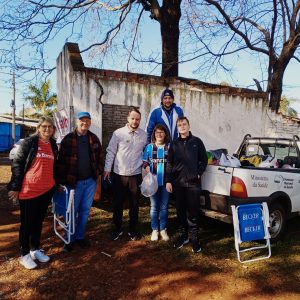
[231,203,271,263]
[52,186,75,244]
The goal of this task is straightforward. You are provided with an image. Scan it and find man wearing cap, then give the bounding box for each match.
[56,112,103,252]
[145,88,184,143]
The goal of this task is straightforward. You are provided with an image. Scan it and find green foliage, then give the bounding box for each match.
[25,80,57,117]
[279,95,298,117]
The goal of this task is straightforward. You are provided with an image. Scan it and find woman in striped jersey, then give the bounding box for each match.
[143,124,170,241]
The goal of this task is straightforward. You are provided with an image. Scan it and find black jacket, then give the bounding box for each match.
[7,134,58,191]
[166,133,208,187]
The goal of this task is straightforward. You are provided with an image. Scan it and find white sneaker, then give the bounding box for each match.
[30,249,50,263]
[20,254,38,270]
[151,230,159,241]
[160,229,170,241]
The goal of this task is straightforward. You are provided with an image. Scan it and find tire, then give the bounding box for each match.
[268,202,286,242]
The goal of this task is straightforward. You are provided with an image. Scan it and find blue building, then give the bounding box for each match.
[0,115,38,152]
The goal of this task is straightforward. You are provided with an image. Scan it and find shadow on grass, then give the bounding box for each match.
[1,193,300,299]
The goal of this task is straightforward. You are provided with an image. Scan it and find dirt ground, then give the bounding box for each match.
[1,162,300,299]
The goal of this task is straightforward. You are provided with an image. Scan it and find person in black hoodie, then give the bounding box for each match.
[166,116,208,253]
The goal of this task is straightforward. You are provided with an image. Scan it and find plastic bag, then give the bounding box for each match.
[219,153,241,167]
[210,148,228,160]
[259,156,279,168]
[207,148,228,165]
[207,151,213,165]
[140,173,158,197]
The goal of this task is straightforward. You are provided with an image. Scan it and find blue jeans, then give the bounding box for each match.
[71,177,96,241]
[149,186,169,231]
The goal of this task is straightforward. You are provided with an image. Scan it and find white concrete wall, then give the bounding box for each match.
[56,43,300,153]
[178,91,268,152]
[56,46,103,138]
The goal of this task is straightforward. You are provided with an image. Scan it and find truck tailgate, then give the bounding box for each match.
[202,165,234,196]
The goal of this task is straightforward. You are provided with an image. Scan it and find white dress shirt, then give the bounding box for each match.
[104,124,147,176]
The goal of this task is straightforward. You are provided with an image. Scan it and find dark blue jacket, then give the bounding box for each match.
[146,103,184,143]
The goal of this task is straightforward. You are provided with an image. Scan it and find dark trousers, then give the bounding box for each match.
[19,188,54,256]
[173,185,201,243]
[112,173,142,233]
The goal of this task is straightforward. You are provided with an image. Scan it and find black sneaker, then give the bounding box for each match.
[192,241,202,253]
[76,239,90,249]
[63,242,74,253]
[174,235,189,249]
[111,229,123,241]
[128,231,140,241]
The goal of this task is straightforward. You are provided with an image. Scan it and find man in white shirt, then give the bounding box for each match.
[104,108,147,241]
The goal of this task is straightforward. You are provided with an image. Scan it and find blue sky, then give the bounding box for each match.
[1,12,300,115]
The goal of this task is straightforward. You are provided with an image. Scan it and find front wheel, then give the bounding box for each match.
[268,202,286,242]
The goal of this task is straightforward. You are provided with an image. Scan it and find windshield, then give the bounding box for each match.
[241,142,298,160]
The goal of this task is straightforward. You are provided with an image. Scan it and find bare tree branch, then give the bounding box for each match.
[81,1,134,53]
[126,8,144,71]
[194,0,300,110]
[205,0,269,55]
[138,0,161,20]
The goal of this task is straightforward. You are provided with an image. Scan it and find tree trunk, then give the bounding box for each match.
[268,46,295,111]
[160,1,181,77]
[268,71,284,111]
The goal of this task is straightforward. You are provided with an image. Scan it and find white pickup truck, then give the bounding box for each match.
[201,134,300,241]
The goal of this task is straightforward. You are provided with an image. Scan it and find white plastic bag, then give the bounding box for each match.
[259,156,279,168]
[219,153,241,167]
[140,173,158,197]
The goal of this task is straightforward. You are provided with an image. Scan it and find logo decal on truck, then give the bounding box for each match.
[274,175,294,189]
[274,175,283,187]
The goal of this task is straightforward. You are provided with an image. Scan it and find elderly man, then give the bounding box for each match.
[56,112,103,252]
[104,107,147,241]
[146,88,184,143]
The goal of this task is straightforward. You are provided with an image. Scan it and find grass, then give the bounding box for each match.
[91,192,300,268]
[87,194,300,298]
[0,166,300,299]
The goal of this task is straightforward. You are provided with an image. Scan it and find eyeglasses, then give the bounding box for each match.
[40,125,53,129]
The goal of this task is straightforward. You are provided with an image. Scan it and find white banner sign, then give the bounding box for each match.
[53,109,69,140]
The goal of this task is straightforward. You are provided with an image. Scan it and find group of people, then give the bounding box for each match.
[7,88,208,270]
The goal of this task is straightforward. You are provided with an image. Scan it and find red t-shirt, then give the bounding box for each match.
[19,139,55,200]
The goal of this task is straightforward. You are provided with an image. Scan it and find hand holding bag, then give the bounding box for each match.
[140,172,158,197]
